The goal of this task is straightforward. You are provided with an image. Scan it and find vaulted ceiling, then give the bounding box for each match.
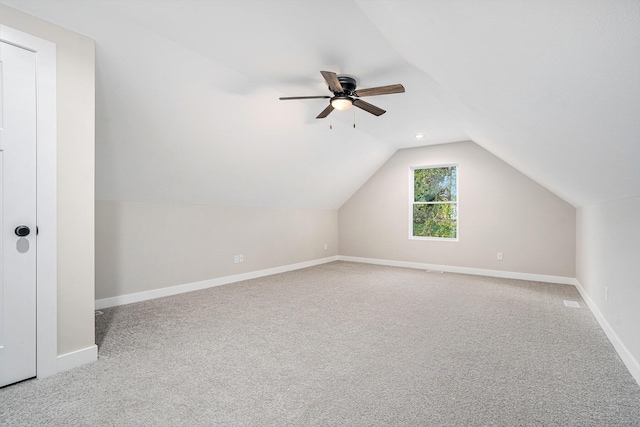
[3,0,639,209]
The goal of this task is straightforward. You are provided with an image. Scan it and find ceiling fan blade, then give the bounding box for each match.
[316,104,334,119]
[320,71,344,93]
[354,84,405,97]
[353,99,386,116]
[279,95,331,100]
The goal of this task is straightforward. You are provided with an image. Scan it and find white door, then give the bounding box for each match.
[0,40,38,387]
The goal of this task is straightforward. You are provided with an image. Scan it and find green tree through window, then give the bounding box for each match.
[412,166,457,239]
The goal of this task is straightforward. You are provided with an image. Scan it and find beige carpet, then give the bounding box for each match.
[2,261,639,425]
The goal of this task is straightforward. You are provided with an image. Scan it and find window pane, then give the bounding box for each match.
[414,167,457,202]
[413,203,458,238]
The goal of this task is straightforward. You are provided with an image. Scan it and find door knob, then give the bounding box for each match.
[15,225,30,237]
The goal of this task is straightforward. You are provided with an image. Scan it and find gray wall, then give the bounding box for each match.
[576,196,640,381]
[339,141,576,278]
[0,4,95,356]
[95,201,338,300]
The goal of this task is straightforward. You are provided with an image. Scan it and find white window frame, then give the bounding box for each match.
[409,163,459,242]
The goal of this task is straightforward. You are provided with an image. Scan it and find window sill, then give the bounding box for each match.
[409,236,459,242]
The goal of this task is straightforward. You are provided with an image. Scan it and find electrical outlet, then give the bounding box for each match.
[497,252,503,261]
[234,255,239,264]
[239,254,244,263]
[324,243,328,250]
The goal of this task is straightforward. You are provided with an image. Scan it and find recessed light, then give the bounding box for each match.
[415,133,425,139]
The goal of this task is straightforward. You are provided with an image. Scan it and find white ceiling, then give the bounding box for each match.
[3,0,639,209]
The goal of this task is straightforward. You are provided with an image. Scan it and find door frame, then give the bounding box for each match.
[1,25,57,379]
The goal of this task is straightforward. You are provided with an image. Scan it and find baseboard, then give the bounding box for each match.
[93,254,638,387]
[95,256,339,310]
[338,256,639,386]
[337,256,575,285]
[57,345,98,373]
[573,279,640,386]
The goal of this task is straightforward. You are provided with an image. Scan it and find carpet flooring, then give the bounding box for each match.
[1,261,639,426]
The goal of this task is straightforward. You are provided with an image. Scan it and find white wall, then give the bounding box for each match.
[339,141,576,278]
[95,201,338,301]
[0,4,95,356]
[576,196,640,384]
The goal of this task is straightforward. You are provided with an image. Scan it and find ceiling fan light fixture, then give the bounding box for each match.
[331,97,353,111]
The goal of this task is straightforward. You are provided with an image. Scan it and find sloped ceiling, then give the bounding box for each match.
[3,0,639,209]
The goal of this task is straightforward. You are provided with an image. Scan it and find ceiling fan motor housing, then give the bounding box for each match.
[335,76,357,95]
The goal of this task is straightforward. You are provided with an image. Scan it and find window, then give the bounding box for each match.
[410,165,458,240]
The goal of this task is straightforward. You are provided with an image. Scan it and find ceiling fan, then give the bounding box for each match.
[279,71,405,119]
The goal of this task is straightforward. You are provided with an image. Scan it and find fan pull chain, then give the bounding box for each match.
[330,118,333,129]
[353,110,356,128]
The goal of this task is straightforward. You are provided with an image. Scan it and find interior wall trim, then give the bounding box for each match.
[94,254,638,387]
[95,256,339,310]
[338,256,575,285]
[338,255,638,386]
[57,345,97,373]
[573,279,640,386]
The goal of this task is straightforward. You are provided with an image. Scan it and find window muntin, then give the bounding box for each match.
[411,165,458,240]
